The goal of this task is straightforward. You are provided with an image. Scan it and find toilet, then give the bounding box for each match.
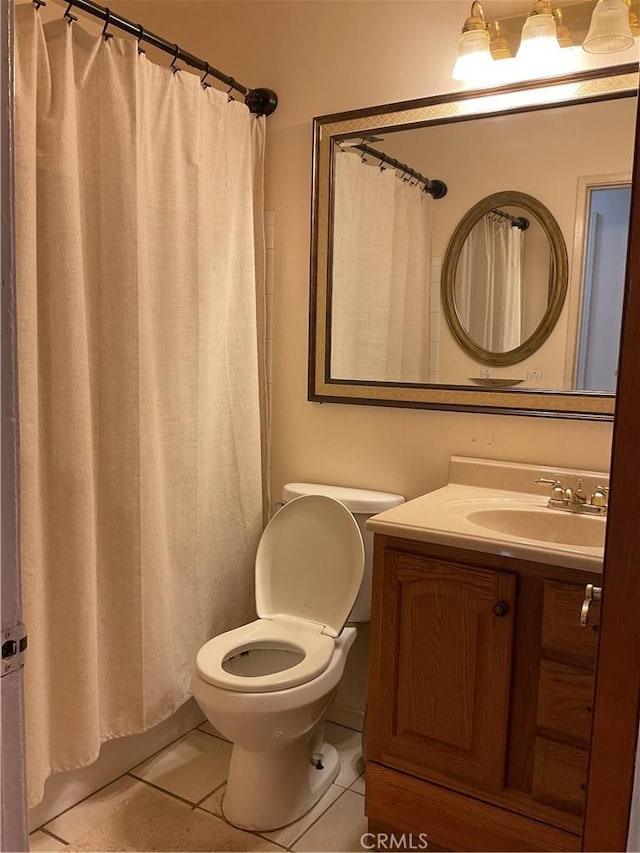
[192,483,404,832]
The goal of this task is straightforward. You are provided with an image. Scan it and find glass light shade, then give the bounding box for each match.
[583,0,635,53]
[517,13,562,65]
[452,29,494,81]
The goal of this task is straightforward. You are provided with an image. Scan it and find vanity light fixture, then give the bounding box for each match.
[489,21,514,59]
[452,1,495,82]
[517,0,562,66]
[452,0,638,83]
[554,8,574,47]
[583,0,635,53]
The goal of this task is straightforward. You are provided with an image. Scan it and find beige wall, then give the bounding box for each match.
[107,0,616,500]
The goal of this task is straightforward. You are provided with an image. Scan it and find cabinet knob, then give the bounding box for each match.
[493,601,509,618]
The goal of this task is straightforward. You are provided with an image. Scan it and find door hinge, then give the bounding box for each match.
[1,624,27,677]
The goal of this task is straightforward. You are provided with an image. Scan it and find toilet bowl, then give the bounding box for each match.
[192,485,404,831]
[193,626,357,830]
[192,494,365,831]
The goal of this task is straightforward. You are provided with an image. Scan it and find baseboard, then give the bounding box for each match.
[28,698,205,831]
[326,703,365,732]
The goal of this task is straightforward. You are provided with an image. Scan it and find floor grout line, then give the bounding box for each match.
[37,827,70,846]
[348,774,365,795]
[191,779,227,810]
[285,783,352,850]
[126,773,208,810]
[196,725,230,744]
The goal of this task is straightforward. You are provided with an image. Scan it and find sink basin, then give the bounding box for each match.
[466,507,606,549]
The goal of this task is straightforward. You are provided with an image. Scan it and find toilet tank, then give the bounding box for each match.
[281,483,404,622]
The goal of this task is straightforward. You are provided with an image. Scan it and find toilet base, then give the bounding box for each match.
[222,739,340,831]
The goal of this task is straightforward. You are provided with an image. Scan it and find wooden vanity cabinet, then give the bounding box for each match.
[366,534,601,852]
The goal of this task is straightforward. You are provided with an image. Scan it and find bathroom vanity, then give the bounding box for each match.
[364,458,606,852]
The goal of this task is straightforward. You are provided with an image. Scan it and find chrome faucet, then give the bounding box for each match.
[535,477,608,515]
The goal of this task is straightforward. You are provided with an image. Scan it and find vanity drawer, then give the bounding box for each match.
[536,660,594,747]
[532,737,588,815]
[541,581,599,669]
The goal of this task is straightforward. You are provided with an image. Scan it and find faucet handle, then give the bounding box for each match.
[535,477,564,499]
[574,478,588,503]
[591,484,609,508]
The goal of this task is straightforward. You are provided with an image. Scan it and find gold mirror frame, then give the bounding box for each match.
[441,191,568,367]
[309,65,639,420]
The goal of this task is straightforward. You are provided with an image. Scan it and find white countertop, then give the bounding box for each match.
[366,457,607,573]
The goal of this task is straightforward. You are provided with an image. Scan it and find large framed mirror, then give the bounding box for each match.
[309,66,639,419]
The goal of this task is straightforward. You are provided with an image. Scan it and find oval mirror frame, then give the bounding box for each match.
[442,191,568,367]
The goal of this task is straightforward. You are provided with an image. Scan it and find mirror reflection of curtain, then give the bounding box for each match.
[331,151,433,382]
[457,217,524,352]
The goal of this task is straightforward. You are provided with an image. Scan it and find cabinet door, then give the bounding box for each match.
[369,551,516,791]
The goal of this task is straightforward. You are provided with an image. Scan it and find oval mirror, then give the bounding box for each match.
[442,191,568,366]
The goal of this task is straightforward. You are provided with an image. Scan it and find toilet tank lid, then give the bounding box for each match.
[282,483,404,514]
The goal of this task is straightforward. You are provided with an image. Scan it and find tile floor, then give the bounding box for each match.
[29,721,368,853]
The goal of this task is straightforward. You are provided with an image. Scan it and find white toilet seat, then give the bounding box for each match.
[196,495,364,695]
[196,615,335,693]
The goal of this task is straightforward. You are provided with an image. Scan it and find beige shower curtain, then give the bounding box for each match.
[331,151,433,383]
[456,217,524,352]
[15,7,265,807]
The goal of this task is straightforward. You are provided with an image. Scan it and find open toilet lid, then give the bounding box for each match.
[255,495,365,638]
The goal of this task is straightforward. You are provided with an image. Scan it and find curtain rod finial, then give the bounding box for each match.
[245,88,278,116]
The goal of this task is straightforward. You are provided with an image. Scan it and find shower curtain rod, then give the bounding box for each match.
[352,143,448,199]
[488,207,530,230]
[351,143,448,200]
[43,0,278,116]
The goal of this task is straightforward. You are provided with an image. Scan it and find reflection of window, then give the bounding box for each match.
[576,185,631,393]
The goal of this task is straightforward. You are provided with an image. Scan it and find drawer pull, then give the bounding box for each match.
[580,584,602,627]
[493,601,509,618]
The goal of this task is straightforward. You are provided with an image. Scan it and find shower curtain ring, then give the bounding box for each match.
[137,24,145,55]
[226,79,236,102]
[201,63,212,89]
[32,0,47,9]
[170,44,181,73]
[101,9,113,41]
[63,2,77,24]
